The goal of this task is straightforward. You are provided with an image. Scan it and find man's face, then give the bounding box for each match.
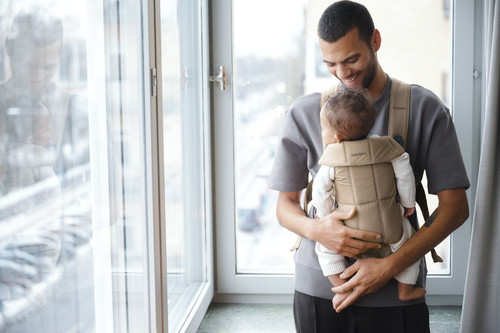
[319,28,378,91]
[9,40,61,95]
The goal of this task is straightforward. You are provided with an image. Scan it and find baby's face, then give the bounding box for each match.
[320,108,338,146]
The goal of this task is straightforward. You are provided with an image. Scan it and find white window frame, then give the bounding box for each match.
[146,0,214,331]
[212,0,482,305]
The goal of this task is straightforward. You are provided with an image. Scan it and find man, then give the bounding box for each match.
[0,7,89,189]
[268,1,470,331]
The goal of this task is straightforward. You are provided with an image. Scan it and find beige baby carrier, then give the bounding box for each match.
[296,78,442,262]
[319,136,406,248]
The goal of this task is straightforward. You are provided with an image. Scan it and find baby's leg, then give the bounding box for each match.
[392,217,426,301]
[398,282,426,301]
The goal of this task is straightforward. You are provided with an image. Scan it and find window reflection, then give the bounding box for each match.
[0,6,93,331]
[0,0,154,329]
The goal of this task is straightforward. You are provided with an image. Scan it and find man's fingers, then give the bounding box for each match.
[346,228,381,243]
[339,264,358,280]
[345,236,381,250]
[319,208,381,257]
[330,238,381,258]
[329,209,382,242]
[334,290,363,313]
[332,271,366,313]
[331,208,356,220]
[332,279,355,295]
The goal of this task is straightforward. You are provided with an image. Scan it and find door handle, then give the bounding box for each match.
[209,66,226,90]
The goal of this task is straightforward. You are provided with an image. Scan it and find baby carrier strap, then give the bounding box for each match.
[388,78,410,149]
[388,79,443,262]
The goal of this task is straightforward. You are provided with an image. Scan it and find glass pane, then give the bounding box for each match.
[0,0,151,332]
[233,0,306,274]
[161,0,208,331]
[234,0,452,275]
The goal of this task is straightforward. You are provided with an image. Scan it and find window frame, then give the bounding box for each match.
[146,0,214,331]
[212,0,482,305]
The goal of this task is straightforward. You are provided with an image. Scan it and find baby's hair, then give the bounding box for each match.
[323,87,375,141]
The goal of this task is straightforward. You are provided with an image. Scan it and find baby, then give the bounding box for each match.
[312,87,426,305]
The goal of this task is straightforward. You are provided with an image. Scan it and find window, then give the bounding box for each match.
[160,0,213,331]
[214,0,477,301]
[0,0,213,331]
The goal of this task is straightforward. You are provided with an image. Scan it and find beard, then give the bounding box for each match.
[362,50,377,89]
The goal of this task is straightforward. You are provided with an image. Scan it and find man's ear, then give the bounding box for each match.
[371,29,381,52]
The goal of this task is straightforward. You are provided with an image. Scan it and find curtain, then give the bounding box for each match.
[460,1,500,332]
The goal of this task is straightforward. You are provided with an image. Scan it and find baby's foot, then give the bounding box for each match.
[398,283,426,301]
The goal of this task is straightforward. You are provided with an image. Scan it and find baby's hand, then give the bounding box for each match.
[403,207,415,217]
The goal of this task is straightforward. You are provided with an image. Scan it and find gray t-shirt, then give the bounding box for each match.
[268,76,470,307]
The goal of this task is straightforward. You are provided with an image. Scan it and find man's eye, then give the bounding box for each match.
[346,57,359,64]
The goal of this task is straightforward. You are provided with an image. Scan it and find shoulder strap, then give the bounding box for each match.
[388,78,410,149]
[388,78,443,263]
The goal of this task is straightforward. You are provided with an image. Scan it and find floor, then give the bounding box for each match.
[197,303,461,333]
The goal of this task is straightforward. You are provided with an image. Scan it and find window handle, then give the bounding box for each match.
[182,66,189,90]
[209,66,226,90]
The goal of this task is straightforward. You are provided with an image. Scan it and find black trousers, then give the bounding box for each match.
[293,291,430,333]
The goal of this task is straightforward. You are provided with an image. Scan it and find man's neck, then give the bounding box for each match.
[367,67,387,100]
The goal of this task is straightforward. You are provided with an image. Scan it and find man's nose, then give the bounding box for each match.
[336,64,351,80]
[30,66,45,82]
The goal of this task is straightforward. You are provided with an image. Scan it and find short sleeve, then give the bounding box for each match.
[268,93,322,192]
[268,109,309,192]
[425,109,470,193]
[407,86,470,194]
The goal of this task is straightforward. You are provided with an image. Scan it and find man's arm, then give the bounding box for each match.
[331,187,469,312]
[276,191,382,258]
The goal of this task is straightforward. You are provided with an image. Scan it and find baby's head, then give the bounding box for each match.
[320,87,375,145]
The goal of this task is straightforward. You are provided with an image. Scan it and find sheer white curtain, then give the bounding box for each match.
[460,1,500,332]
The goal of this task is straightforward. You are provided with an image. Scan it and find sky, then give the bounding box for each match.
[233,0,306,58]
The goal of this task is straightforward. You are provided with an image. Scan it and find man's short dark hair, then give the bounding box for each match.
[318,1,375,46]
[6,7,63,51]
[324,87,375,141]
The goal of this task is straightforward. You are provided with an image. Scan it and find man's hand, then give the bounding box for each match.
[312,209,382,258]
[330,188,469,312]
[277,192,382,258]
[331,257,394,312]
